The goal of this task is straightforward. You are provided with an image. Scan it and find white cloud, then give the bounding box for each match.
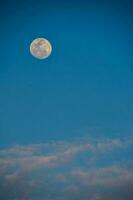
[0,136,133,200]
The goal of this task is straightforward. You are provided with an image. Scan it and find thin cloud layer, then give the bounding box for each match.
[0,136,133,200]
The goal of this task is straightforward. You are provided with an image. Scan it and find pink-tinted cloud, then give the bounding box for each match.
[0,136,133,200]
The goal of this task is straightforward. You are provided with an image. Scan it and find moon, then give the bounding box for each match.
[30,38,52,59]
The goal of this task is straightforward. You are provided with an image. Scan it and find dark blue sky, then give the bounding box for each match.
[0,0,133,146]
[0,1,133,200]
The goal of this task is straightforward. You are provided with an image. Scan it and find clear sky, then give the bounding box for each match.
[0,0,133,199]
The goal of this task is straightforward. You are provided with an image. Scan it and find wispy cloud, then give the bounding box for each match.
[0,136,133,200]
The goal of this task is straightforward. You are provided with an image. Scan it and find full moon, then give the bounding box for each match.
[30,38,52,59]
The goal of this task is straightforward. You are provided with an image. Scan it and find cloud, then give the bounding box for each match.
[0,136,133,200]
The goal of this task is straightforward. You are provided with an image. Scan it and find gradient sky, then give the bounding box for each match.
[0,0,133,199]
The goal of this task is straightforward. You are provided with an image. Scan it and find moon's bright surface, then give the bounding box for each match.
[30,38,52,59]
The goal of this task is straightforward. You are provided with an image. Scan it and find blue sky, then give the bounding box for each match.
[0,0,133,199]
